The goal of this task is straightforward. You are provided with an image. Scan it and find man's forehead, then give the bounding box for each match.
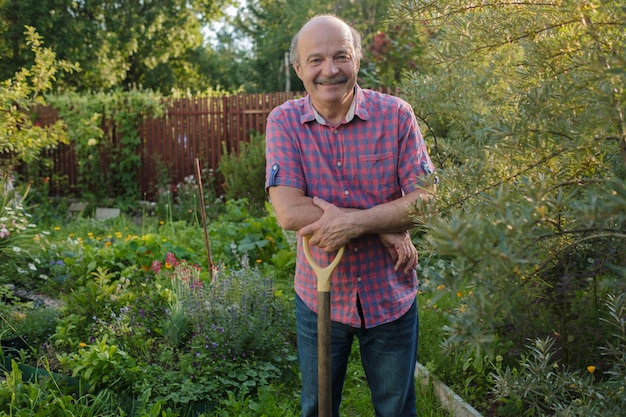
[299,31,353,55]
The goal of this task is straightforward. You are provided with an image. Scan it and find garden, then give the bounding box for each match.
[0,180,453,416]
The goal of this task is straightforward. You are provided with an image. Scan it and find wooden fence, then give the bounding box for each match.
[37,91,306,200]
[35,87,398,200]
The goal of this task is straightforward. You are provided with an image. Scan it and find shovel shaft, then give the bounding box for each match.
[302,235,344,417]
[318,291,332,417]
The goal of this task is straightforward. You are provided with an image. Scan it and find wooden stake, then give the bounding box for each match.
[194,158,215,278]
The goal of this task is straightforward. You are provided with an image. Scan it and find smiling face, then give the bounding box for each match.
[292,16,360,119]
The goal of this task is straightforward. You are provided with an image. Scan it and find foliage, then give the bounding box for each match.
[0,360,127,417]
[205,199,293,270]
[51,250,297,410]
[0,182,36,262]
[44,90,165,205]
[1,305,60,353]
[0,27,76,168]
[155,168,226,226]
[0,0,233,93]
[219,133,267,213]
[359,20,426,88]
[398,0,626,364]
[491,293,626,417]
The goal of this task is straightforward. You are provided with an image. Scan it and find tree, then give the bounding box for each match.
[396,0,626,368]
[0,0,233,93]
[0,26,77,170]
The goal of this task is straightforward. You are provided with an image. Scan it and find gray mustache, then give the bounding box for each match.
[314,76,348,85]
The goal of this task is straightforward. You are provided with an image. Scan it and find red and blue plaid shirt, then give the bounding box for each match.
[265,85,435,328]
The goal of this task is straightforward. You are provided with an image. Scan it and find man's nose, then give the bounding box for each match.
[321,58,339,74]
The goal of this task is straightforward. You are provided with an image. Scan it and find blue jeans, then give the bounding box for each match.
[296,294,418,417]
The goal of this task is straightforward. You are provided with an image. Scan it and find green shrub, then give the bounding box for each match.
[219,133,267,215]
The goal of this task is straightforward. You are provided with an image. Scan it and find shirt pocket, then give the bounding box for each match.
[357,152,396,199]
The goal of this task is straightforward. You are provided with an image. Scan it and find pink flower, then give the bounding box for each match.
[165,252,179,268]
[151,260,162,274]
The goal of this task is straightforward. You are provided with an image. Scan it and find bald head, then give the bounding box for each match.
[289,15,362,66]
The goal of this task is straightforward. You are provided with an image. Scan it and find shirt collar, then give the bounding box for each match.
[301,84,369,125]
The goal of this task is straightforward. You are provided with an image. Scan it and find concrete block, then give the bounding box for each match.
[95,208,120,220]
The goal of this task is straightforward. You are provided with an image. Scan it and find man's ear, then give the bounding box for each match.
[293,64,304,81]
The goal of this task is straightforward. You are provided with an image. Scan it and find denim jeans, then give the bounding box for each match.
[295,294,418,417]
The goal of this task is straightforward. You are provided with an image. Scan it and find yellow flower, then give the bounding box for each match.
[587,365,596,374]
[436,284,446,291]
[456,291,463,298]
[105,241,112,247]
[53,226,61,231]
[165,262,172,269]
[256,259,262,263]
[159,220,165,225]
[79,342,87,348]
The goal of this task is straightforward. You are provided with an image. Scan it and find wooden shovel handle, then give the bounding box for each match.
[302,235,345,292]
[302,234,344,417]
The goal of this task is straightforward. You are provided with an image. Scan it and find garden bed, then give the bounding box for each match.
[415,362,483,417]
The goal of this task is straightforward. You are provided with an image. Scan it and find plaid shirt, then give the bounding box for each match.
[265,85,435,328]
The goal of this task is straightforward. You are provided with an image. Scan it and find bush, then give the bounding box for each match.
[219,133,267,214]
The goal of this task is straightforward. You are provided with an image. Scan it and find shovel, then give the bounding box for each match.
[302,235,345,417]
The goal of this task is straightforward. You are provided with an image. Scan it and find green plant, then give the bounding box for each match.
[218,133,267,214]
[491,337,597,416]
[46,90,165,205]
[0,26,76,168]
[207,199,292,269]
[57,336,137,394]
[1,306,60,351]
[0,356,134,416]
[0,183,37,260]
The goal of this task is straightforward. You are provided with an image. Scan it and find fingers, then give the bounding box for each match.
[394,239,418,273]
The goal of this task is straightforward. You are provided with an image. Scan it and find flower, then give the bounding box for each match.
[587,365,596,374]
[79,342,87,348]
[87,138,98,146]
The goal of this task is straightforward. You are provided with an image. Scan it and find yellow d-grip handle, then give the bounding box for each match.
[302,235,345,292]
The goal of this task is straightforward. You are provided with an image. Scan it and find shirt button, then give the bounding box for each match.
[336,161,342,167]
[344,190,349,196]
[357,276,362,282]
[353,247,359,253]
[333,130,338,135]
